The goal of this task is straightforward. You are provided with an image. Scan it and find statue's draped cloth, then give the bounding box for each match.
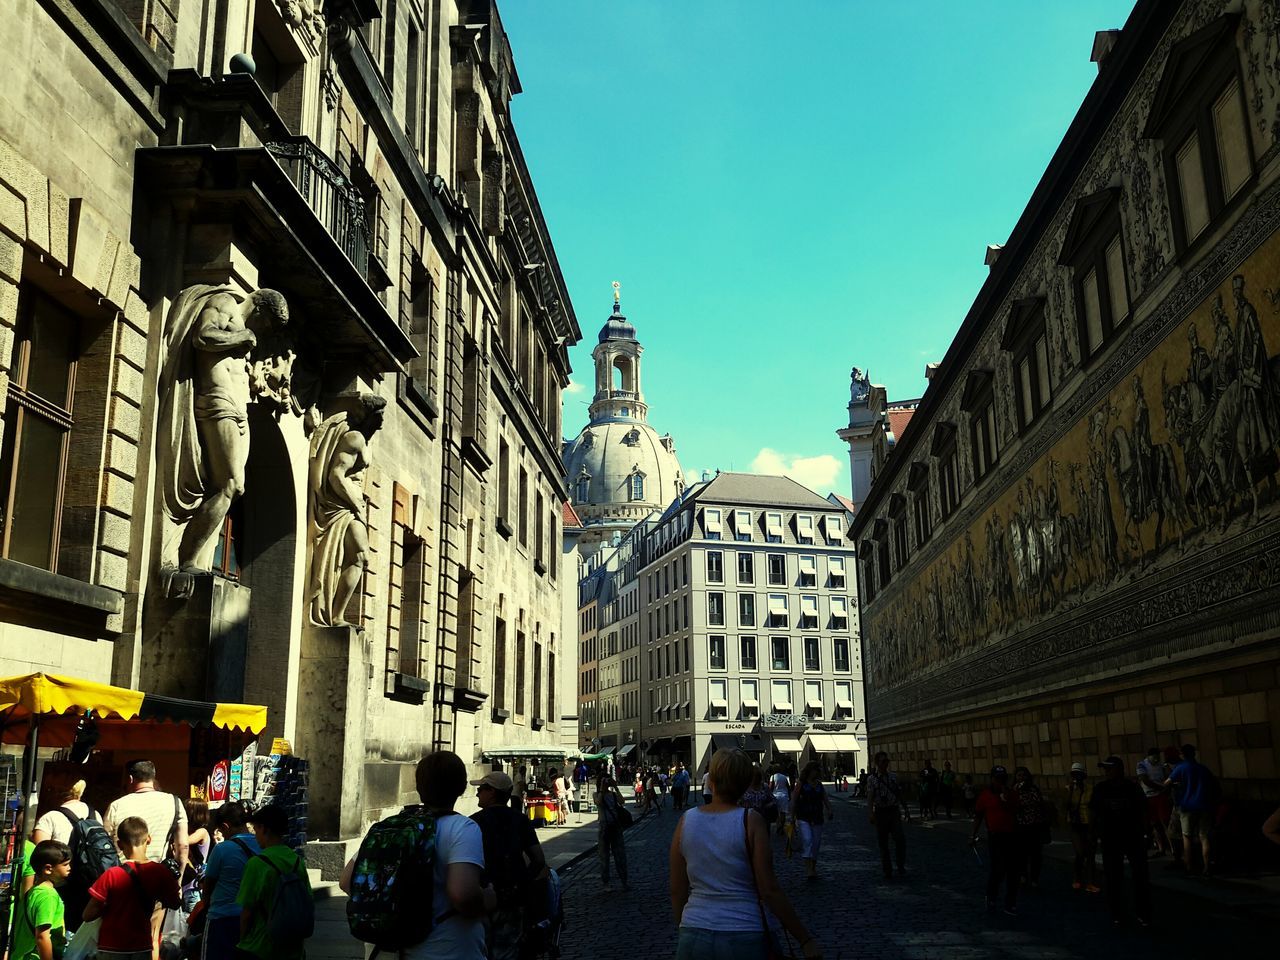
[308,413,356,625]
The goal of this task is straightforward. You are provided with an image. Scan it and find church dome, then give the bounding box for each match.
[563,420,683,529]
[598,303,636,343]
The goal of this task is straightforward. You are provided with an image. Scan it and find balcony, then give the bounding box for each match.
[264,136,370,277]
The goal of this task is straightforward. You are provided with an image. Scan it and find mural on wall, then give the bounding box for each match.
[867,228,1280,693]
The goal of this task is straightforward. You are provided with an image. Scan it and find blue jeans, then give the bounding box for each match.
[675,928,770,960]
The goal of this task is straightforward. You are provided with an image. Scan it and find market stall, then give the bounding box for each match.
[0,672,270,948]
[481,744,581,826]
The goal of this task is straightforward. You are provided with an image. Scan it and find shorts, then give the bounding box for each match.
[1146,794,1171,826]
[1179,809,1211,841]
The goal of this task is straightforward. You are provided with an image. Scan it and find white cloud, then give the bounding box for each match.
[565,378,586,395]
[749,448,843,493]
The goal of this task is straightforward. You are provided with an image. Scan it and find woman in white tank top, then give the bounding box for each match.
[670,750,823,960]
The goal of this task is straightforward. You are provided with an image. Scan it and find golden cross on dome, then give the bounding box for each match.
[612,280,621,303]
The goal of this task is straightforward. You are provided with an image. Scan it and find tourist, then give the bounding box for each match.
[181,798,211,913]
[84,816,182,959]
[918,760,939,820]
[237,805,314,959]
[31,780,100,846]
[11,840,71,960]
[1090,756,1151,927]
[594,774,629,890]
[855,768,868,800]
[550,768,570,827]
[103,760,189,874]
[1012,767,1047,888]
[201,800,260,960]
[1161,745,1185,867]
[672,763,691,811]
[1064,762,1099,893]
[971,765,1020,916]
[961,774,978,817]
[1136,746,1171,856]
[791,762,833,880]
[471,771,548,960]
[669,749,822,959]
[939,761,957,819]
[865,751,907,880]
[648,768,664,813]
[701,768,714,806]
[769,766,791,835]
[1165,744,1218,875]
[30,779,109,934]
[512,766,528,813]
[739,765,778,825]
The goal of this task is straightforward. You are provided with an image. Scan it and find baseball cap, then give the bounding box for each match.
[1070,762,1086,773]
[990,765,1008,777]
[1097,756,1123,769]
[471,771,514,793]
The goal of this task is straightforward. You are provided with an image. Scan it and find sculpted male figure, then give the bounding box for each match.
[308,395,388,626]
[159,285,290,576]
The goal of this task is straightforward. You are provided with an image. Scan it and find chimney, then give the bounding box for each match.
[984,243,1004,268]
[1091,29,1121,70]
[925,362,940,381]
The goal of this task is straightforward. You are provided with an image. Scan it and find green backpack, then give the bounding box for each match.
[346,807,447,953]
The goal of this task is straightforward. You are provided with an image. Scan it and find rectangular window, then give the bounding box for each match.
[771,636,790,671]
[737,551,754,584]
[1082,267,1105,357]
[703,508,722,540]
[497,439,510,526]
[1177,133,1211,243]
[798,554,816,587]
[829,555,846,588]
[804,680,823,717]
[1104,237,1129,329]
[518,467,529,545]
[515,629,527,715]
[939,449,959,519]
[740,635,757,671]
[796,514,815,544]
[0,288,78,571]
[707,592,725,627]
[706,550,724,584]
[533,639,543,720]
[771,679,792,713]
[970,396,998,480]
[741,679,759,719]
[912,490,931,546]
[799,595,818,630]
[493,616,507,709]
[831,595,849,629]
[738,592,756,627]
[709,678,728,719]
[708,635,726,671]
[803,636,821,672]
[893,514,909,567]
[767,594,788,628]
[1214,78,1251,201]
[733,509,752,541]
[833,637,851,673]
[765,511,783,543]
[824,515,843,544]
[767,554,787,586]
[534,491,545,570]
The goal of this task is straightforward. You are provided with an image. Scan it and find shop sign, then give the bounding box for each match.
[209,760,229,801]
[811,723,848,732]
[271,738,293,756]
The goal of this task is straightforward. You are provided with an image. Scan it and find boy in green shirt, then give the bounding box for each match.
[237,804,311,959]
[11,840,71,960]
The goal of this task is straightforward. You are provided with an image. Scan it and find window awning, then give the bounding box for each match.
[836,698,854,710]
[483,744,580,760]
[772,700,793,713]
[710,698,728,710]
[765,513,783,536]
[772,736,804,752]
[742,698,760,709]
[799,555,816,573]
[768,596,788,615]
[830,556,845,573]
[805,733,861,753]
[617,743,636,757]
[806,699,823,711]
[801,596,818,615]
[648,738,670,752]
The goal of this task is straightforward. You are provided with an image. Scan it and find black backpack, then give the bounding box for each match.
[56,806,120,886]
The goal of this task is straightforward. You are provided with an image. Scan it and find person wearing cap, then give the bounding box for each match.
[970,765,1021,916]
[1089,756,1151,927]
[1165,743,1218,875]
[1064,762,1099,893]
[471,770,548,960]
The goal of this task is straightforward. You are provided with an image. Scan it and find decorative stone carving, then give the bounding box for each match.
[307,395,388,626]
[159,285,291,587]
[850,366,871,404]
[275,0,325,44]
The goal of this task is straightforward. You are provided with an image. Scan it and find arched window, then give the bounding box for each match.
[630,473,646,501]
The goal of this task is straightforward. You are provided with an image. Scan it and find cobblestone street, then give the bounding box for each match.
[559,795,1276,959]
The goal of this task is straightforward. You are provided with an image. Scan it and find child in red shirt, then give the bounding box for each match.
[84,816,181,959]
[970,765,1022,916]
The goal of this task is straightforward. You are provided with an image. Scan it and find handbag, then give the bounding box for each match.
[742,809,797,960]
[616,803,634,829]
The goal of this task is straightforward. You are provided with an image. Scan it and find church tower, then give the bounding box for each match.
[562,283,684,558]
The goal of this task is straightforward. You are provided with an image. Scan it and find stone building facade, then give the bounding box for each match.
[852,0,1280,805]
[638,473,863,775]
[0,0,580,847]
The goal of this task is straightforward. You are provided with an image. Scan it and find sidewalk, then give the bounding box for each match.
[837,792,1280,922]
[308,787,638,959]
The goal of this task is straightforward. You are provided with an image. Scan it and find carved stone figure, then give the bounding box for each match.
[159,285,290,578]
[308,395,388,626]
[850,366,871,404]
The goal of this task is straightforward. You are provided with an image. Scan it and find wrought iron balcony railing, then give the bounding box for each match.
[265,136,370,275]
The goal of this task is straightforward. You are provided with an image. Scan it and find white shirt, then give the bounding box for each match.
[1136,758,1168,798]
[34,801,98,844]
[103,790,187,862]
[405,814,486,959]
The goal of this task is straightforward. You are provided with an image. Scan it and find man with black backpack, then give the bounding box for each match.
[236,804,313,960]
[471,771,548,960]
[30,779,118,934]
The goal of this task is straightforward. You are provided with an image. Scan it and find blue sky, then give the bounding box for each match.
[502,1,1137,497]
